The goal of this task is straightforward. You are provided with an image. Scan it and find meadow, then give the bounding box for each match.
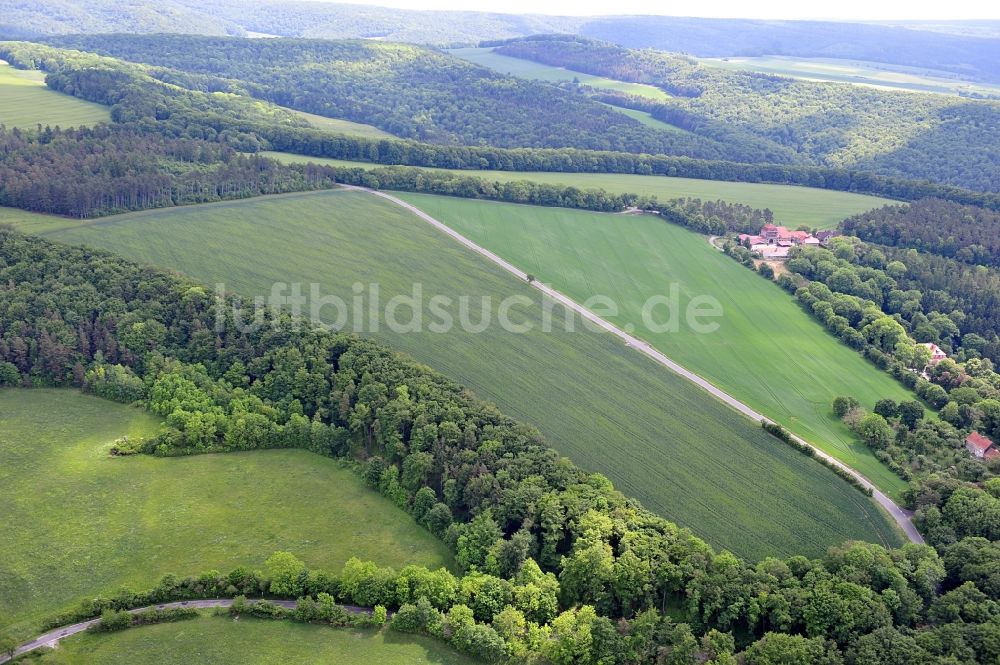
[698,55,1000,97]
[28,189,903,561]
[0,389,452,640]
[396,193,920,498]
[448,47,691,135]
[601,104,688,133]
[29,614,475,664]
[449,47,670,101]
[283,106,396,138]
[0,61,109,128]
[265,151,895,230]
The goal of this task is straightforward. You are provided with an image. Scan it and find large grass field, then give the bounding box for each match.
[0,389,453,641]
[265,151,895,230]
[396,193,919,498]
[29,614,474,664]
[698,55,1000,97]
[24,190,905,561]
[450,47,670,101]
[0,61,110,129]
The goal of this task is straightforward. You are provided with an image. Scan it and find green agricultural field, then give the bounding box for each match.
[448,47,689,133]
[0,389,452,641]
[264,152,895,229]
[283,106,396,138]
[396,193,920,498]
[450,47,670,101]
[29,614,475,664]
[603,104,689,133]
[698,55,1000,97]
[0,206,78,234]
[0,61,110,128]
[31,189,903,561]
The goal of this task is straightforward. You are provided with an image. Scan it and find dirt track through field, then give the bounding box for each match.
[349,186,923,545]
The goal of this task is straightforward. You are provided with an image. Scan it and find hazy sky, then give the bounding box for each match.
[333,0,997,21]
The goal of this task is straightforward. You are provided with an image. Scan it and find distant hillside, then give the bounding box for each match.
[488,36,1000,192]
[40,34,791,164]
[578,17,1000,84]
[2,0,999,83]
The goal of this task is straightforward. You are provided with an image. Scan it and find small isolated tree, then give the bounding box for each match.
[874,399,899,419]
[855,413,894,450]
[0,361,19,386]
[833,396,861,418]
[526,274,536,283]
[99,608,131,632]
[0,635,17,660]
[745,632,827,665]
[898,400,925,429]
[266,551,306,597]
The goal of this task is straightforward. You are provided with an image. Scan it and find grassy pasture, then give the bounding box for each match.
[450,47,671,101]
[283,106,396,138]
[0,206,79,234]
[265,151,895,230]
[0,61,110,129]
[32,189,902,561]
[448,47,691,133]
[0,389,452,640]
[602,104,689,133]
[396,193,919,498]
[29,614,475,664]
[698,55,1000,97]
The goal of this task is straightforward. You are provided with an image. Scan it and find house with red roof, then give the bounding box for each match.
[921,342,948,364]
[966,432,999,460]
[756,224,819,249]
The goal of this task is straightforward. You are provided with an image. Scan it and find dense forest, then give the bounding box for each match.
[834,199,1000,365]
[492,36,1000,192]
[40,34,780,164]
[880,248,1000,365]
[842,198,1000,268]
[3,227,1000,663]
[0,125,338,217]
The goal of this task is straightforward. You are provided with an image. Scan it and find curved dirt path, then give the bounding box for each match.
[3,599,372,662]
[349,186,923,545]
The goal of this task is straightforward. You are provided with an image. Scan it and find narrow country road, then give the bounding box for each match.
[348,186,924,545]
[2,599,372,663]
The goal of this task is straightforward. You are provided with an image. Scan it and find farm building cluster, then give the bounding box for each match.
[966,431,1000,461]
[738,224,840,258]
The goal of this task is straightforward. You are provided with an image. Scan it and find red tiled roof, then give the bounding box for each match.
[985,447,1000,461]
[967,432,994,454]
[922,342,946,355]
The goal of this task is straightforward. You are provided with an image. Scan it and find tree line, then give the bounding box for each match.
[4,227,1000,663]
